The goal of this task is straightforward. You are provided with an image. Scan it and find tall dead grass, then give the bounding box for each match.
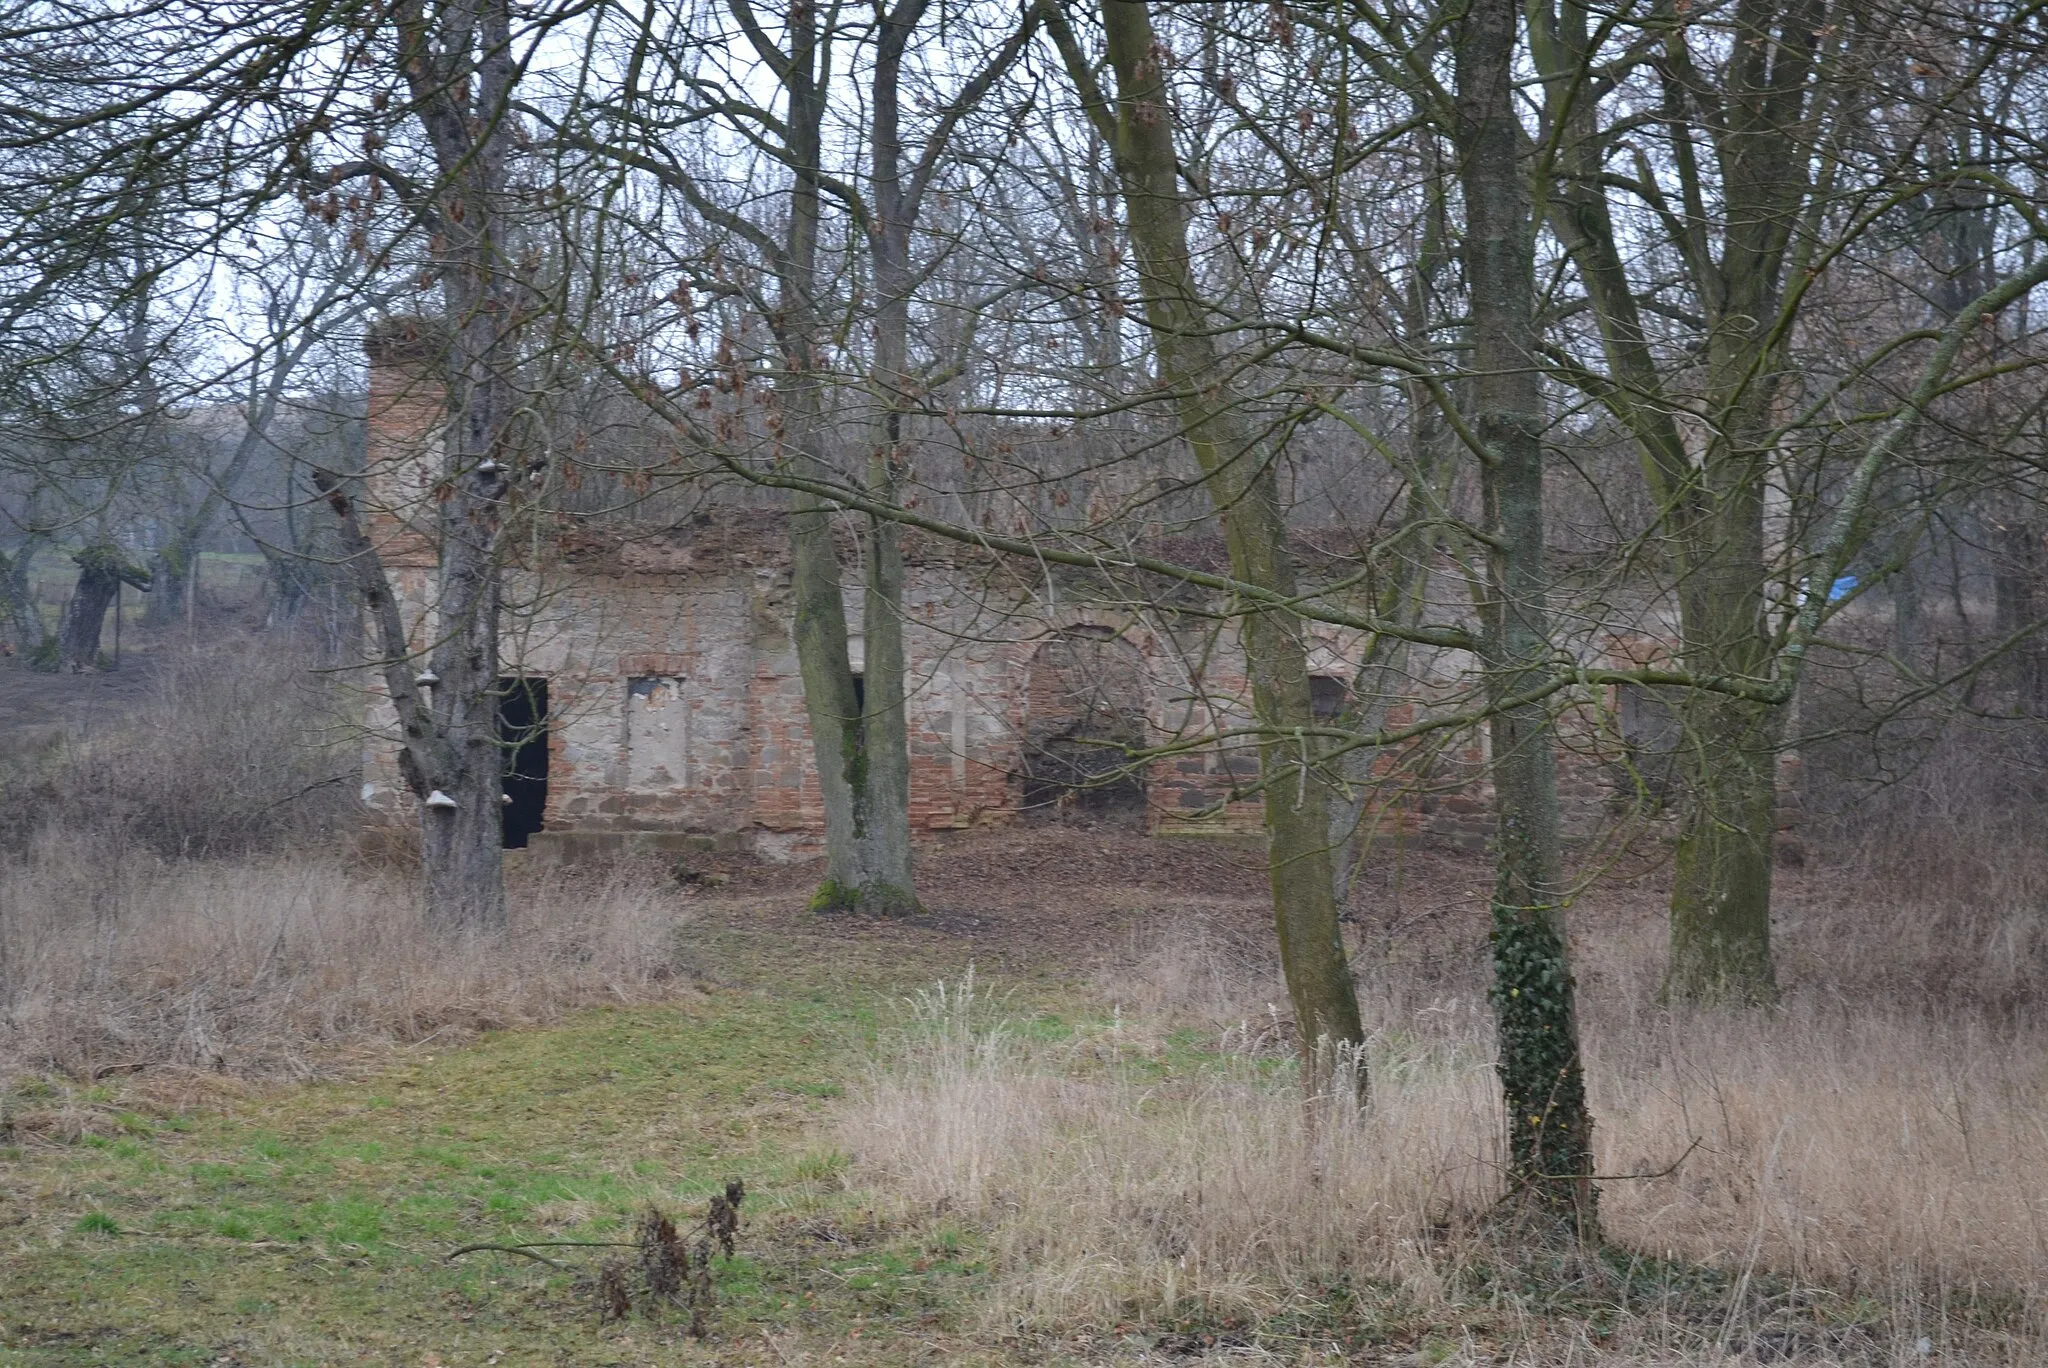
[0,833,694,1087]
[845,884,2048,1361]
[846,965,1499,1329]
[0,636,357,858]
[0,637,698,1091]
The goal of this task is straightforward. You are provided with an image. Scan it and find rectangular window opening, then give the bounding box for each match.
[1310,675,1349,722]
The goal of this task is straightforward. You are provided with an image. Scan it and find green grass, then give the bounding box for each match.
[0,908,1950,1367]
[0,927,1042,1367]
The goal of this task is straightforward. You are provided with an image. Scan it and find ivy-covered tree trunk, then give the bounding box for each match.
[1454,0,1595,1229]
[1057,0,1366,1087]
[55,543,150,672]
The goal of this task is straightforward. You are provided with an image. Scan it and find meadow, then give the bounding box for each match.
[2,638,2044,1365]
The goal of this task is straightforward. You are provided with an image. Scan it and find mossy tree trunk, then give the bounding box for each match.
[785,0,1035,915]
[56,542,151,672]
[1529,0,1832,1005]
[770,0,918,917]
[787,477,917,916]
[0,535,48,656]
[1053,0,1366,1088]
[1454,0,1595,1229]
[143,541,191,627]
[1665,453,1780,1003]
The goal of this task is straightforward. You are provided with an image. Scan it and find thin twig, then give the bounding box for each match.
[1577,1135,1704,1183]
[444,1239,640,1268]
[444,1243,567,1269]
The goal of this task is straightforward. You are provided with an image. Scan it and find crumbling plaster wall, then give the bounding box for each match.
[359,542,1698,855]
[355,321,1736,859]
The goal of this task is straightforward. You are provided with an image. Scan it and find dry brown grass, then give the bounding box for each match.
[845,964,1499,1329]
[0,834,696,1088]
[843,883,2048,1362]
[0,637,699,1092]
[0,636,357,858]
[7,635,2046,1361]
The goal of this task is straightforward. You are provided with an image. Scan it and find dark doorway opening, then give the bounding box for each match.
[499,676,549,848]
[1020,627,1149,822]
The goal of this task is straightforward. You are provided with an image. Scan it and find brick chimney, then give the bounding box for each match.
[362,316,451,569]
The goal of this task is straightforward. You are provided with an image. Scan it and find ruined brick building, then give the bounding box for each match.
[355,326,1694,861]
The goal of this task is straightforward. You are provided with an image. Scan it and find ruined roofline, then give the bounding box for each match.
[365,314,454,366]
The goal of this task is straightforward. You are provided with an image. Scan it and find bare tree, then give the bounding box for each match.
[1526,0,2048,1001]
[1046,0,1368,1083]
[310,0,540,932]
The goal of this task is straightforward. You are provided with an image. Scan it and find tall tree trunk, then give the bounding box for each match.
[1993,508,2047,716]
[56,543,149,672]
[1454,0,1595,1227]
[313,0,526,933]
[769,0,918,916]
[1665,438,1780,1002]
[1534,0,1827,1004]
[397,0,522,934]
[787,448,915,914]
[1654,0,1831,1004]
[144,542,191,626]
[1056,0,1366,1086]
[1890,474,1925,668]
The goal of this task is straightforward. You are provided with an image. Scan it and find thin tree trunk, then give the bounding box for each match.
[1454,0,1595,1228]
[1056,0,1366,1086]
[1993,506,2047,715]
[1892,483,1924,668]
[1332,139,1453,906]
[0,538,45,655]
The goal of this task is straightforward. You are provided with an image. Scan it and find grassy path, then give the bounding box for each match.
[0,917,1046,1367]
